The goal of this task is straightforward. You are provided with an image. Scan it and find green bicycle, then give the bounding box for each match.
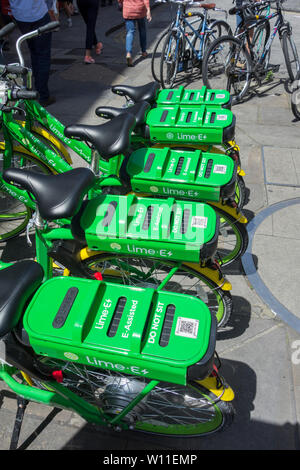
[0,257,235,447]
[0,74,248,267]
[3,165,233,327]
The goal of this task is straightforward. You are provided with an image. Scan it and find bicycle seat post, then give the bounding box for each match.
[90,146,100,175]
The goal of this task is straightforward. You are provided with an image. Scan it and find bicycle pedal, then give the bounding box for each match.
[267,64,280,73]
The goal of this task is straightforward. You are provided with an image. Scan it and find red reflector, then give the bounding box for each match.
[52,370,63,383]
[94,272,103,281]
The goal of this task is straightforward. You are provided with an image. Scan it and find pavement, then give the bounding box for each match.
[0,0,300,451]
[282,0,300,12]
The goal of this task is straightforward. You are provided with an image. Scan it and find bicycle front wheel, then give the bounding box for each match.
[77,253,233,327]
[151,29,170,82]
[0,151,54,242]
[160,32,182,89]
[192,20,232,68]
[281,30,300,83]
[202,35,252,104]
[251,22,270,63]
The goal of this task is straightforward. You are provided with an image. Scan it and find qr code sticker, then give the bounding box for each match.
[191,216,208,228]
[213,164,227,174]
[175,317,199,339]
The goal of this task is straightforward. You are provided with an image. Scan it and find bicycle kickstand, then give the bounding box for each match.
[9,396,29,450]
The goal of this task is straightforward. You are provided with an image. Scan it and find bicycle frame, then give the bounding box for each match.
[173,7,209,63]
[236,2,284,68]
[256,10,282,66]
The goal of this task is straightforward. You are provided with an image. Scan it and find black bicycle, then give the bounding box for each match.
[202,0,300,103]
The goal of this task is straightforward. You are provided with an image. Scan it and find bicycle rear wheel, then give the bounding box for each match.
[76,253,233,327]
[151,29,169,83]
[281,30,300,83]
[33,359,234,437]
[202,35,252,104]
[160,32,183,89]
[214,207,248,268]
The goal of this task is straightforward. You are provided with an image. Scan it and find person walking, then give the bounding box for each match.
[77,0,103,64]
[118,0,151,67]
[9,0,55,106]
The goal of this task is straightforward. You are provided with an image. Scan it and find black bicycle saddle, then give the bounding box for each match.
[0,260,43,338]
[3,167,95,221]
[111,81,160,104]
[95,101,150,127]
[64,113,136,160]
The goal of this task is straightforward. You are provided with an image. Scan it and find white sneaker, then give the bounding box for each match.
[67,17,72,27]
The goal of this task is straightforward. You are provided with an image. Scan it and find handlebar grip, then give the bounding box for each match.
[0,22,16,40]
[11,89,39,100]
[5,64,28,76]
[37,21,60,35]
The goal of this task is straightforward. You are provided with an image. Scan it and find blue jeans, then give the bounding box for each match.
[125,18,147,54]
[15,13,52,102]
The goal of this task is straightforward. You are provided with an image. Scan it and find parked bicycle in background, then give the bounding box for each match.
[202,0,300,103]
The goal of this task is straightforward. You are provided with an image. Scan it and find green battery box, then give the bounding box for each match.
[72,194,219,263]
[24,276,216,385]
[126,147,237,202]
[144,105,235,145]
[156,86,232,110]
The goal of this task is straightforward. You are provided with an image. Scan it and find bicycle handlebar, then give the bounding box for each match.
[0,22,16,40]
[16,21,60,66]
[10,88,39,100]
[155,0,214,6]
[229,0,271,16]
[4,64,28,76]
[37,21,60,35]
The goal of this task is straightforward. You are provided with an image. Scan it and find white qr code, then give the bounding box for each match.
[213,164,227,174]
[175,317,199,339]
[191,216,208,228]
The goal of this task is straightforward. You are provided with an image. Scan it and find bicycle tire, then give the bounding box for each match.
[251,21,270,63]
[73,252,233,328]
[202,35,252,104]
[32,359,234,436]
[191,19,232,68]
[235,174,247,210]
[160,32,183,89]
[214,207,248,269]
[291,69,300,120]
[151,29,170,83]
[0,151,54,242]
[208,19,232,41]
[281,30,300,83]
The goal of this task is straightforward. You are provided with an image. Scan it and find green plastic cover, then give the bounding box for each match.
[127,147,235,201]
[24,276,213,385]
[156,86,231,109]
[79,194,218,263]
[145,105,234,144]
